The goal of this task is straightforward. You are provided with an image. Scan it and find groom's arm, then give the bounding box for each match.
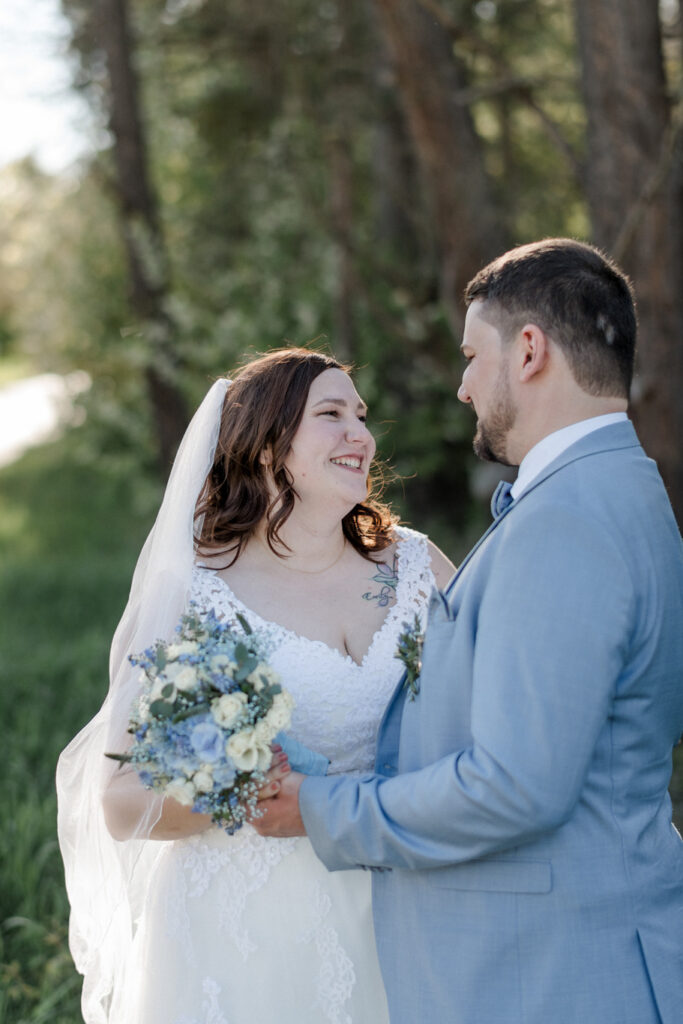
[286,503,634,872]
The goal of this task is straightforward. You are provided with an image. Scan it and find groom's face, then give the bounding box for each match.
[458,300,517,465]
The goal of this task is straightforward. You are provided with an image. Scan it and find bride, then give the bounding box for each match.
[57,348,454,1024]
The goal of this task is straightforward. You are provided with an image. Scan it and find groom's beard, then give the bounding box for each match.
[472,368,517,466]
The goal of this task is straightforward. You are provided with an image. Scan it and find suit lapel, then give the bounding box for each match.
[377,420,642,757]
[446,419,641,599]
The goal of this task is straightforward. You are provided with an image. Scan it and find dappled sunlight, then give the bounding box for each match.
[0,370,90,468]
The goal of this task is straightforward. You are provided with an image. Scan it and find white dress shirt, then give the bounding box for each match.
[510,413,628,500]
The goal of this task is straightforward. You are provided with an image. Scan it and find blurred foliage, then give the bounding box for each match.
[0,435,156,1023]
[1,0,606,549]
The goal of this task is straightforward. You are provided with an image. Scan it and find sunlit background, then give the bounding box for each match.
[0,2,681,1019]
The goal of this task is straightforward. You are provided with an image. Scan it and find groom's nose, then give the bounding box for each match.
[457,380,472,404]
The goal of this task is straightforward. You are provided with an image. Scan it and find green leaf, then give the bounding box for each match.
[236,612,252,635]
[234,641,249,664]
[172,703,210,723]
[234,654,258,682]
[149,699,174,718]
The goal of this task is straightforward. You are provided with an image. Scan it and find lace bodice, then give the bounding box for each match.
[189,526,435,775]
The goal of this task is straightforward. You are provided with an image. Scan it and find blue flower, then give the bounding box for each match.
[189,722,224,762]
[213,760,237,788]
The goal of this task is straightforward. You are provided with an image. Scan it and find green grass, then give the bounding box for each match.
[0,434,154,1023]
[0,429,681,1023]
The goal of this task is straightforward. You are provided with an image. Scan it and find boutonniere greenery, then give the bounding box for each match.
[395,614,424,701]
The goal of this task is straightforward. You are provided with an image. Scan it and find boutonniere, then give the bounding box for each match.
[395,614,424,701]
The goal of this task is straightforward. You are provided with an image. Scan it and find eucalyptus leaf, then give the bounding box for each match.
[172,703,210,723]
[236,612,252,635]
[149,699,174,718]
[234,655,257,682]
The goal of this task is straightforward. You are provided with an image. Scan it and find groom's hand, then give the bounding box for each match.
[252,771,307,837]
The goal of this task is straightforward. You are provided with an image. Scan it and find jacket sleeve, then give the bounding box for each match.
[300,502,635,871]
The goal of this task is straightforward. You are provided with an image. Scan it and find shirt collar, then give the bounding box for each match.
[510,412,628,500]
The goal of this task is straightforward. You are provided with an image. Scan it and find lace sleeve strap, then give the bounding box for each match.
[393,525,437,625]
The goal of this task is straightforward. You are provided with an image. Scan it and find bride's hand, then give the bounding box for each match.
[257,745,290,801]
[252,771,306,837]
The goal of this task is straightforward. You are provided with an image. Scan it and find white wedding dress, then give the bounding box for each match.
[128,527,434,1024]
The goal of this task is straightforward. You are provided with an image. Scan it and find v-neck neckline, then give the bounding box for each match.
[198,553,406,670]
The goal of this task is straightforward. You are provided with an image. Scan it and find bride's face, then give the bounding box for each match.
[284,368,376,511]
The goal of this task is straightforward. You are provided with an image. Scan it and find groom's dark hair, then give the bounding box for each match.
[464,238,637,398]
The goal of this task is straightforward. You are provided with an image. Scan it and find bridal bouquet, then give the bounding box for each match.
[107,605,293,832]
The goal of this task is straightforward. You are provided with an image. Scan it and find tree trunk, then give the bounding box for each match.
[96,0,188,469]
[371,0,504,337]
[327,132,355,363]
[371,39,421,268]
[574,0,683,522]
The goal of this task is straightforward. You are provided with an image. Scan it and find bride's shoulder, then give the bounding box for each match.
[391,525,455,590]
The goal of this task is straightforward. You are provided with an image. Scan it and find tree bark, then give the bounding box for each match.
[96,0,188,469]
[574,0,683,522]
[371,0,504,336]
[327,132,355,363]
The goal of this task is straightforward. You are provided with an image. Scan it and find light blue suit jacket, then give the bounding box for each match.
[301,421,683,1023]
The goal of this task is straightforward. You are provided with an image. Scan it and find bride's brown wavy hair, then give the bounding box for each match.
[194,348,397,565]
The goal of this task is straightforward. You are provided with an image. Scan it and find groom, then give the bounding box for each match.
[256,239,683,1023]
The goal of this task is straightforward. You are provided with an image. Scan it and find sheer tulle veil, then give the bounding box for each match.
[56,378,230,1023]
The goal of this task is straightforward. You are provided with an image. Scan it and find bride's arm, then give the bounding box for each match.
[427,539,457,589]
[102,768,213,841]
[102,749,290,841]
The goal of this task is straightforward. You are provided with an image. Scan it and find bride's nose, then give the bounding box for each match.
[345,420,371,443]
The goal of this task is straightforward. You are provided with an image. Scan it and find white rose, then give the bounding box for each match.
[273,690,294,712]
[166,641,197,659]
[264,690,294,729]
[165,778,196,806]
[264,702,292,733]
[193,767,214,793]
[254,718,277,746]
[211,654,237,675]
[247,664,280,691]
[226,729,271,772]
[174,665,200,692]
[211,692,248,729]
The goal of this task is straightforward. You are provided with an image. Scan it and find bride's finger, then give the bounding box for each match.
[256,759,290,801]
[256,779,281,801]
[271,749,289,769]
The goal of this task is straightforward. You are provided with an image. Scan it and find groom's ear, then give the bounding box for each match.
[516,323,549,383]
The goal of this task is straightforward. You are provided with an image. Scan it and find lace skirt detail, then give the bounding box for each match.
[126,827,389,1024]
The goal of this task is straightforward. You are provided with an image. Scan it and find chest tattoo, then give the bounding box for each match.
[362,553,399,608]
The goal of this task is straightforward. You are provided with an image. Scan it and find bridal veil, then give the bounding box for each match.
[56,378,230,1023]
